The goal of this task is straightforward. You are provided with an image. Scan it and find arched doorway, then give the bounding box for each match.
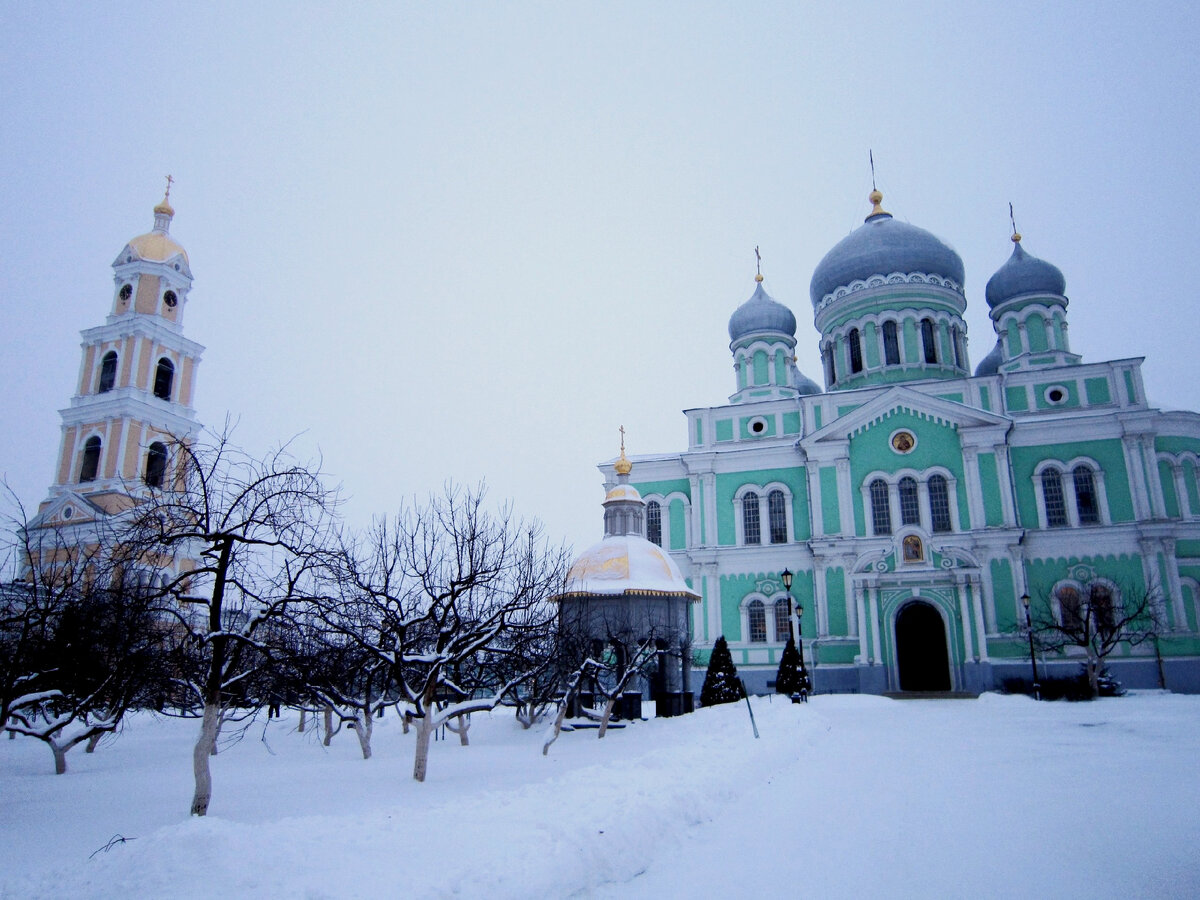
[895,600,951,691]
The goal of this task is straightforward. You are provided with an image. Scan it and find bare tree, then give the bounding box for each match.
[1031,578,1164,699]
[128,430,339,815]
[383,485,567,782]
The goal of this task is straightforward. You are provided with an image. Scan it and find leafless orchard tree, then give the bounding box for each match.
[1,490,167,773]
[369,485,567,782]
[1031,577,1164,699]
[128,430,340,815]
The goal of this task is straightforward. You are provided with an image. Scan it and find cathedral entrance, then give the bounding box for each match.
[895,601,951,692]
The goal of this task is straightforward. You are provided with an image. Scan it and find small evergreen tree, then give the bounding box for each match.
[774,636,806,695]
[700,636,742,707]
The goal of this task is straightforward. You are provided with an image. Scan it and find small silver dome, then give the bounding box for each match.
[728,281,797,342]
[985,239,1066,308]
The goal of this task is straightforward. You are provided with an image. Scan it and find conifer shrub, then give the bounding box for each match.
[700,636,742,707]
[774,636,806,695]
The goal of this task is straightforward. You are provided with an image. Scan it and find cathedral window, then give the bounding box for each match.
[154,358,175,400]
[742,492,761,544]
[898,477,920,526]
[870,479,892,535]
[646,500,662,546]
[1041,467,1068,527]
[774,596,792,643]
[747,599,767,643]
[768,489,787,543]
[928,475,952,533]
[921,318,938,364]
[79,436,102,483]
[98,351,118,393]
[1090,582,1116,632]
[882,321,900,366]
[1073,465,1100,525]
[145,442,168,489]
[849,328,863,373]
[1056,584,1082,630]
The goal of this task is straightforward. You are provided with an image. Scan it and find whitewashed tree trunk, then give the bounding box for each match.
[298,709,307,733]
[412,713,435,781]
[445,714,470,746]
[322,706,334,746]
[353,711,373,760]
[191,702,221,816]
[51,743,67,775]
[85,731,103,753]
[597,697,618,739]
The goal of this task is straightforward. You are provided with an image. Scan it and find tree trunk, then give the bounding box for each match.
[446,714,470,746]
[597,696,618,739]
[52,742,67,775]
[191,702,221,816]
[322,706,334,746]
[1086,651,1101,699]
[354,710,373,760]
[298,709,307,733]
[85,731,103,753]
[412,712,434,782]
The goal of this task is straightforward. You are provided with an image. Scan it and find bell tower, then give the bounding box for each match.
[29,184,204,539]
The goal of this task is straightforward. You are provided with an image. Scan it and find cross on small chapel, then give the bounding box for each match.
[164,174,175,200]
[755,246,761,277]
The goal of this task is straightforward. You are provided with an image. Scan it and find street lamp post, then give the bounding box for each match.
[781,569,810,701]
[1022,593,1040,701]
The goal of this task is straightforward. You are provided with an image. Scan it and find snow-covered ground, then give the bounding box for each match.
[2,693,1198,899]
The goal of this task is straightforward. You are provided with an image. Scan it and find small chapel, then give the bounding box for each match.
[595,189,1200,695]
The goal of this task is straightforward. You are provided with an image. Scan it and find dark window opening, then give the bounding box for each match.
[80,436,102,483]
[849,328,863,373]
[883,321,900,365]
[768,489,787,543]
[1042,468,1067,527]
[742,492,761,544]
[145,442,168,488]
[646,500,662,546]
[1073,465,1099,524]
[870,479,892,535]
[774,597,792,643]
[928,475,952,533]
[98,351,118,393]
[748,599,766,643]
[921,318,938,364]
[154,358,175,401]
[899,477,920,526]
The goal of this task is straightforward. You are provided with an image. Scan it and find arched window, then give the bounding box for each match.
[154,358,175,401]
[742,492,761,544]
[928,475,952,533]
[1073,465,1099,525]
[79,436,102,483]
[882,320,900,366]
[921,318,938,364]
[898,477,920,526]
[774,596,792,643]
[1090,583,1116,632]
[98,351,118,393]
[870,479,892,535]
[747,599,767,643]
[145,442,168,488]
[849,328,863,373]
[767,489,787,544]
[1041,468,1068,527]
[1056,584,1082,629]
[646,500,662,546]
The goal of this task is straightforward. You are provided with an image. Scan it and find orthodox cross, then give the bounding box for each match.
[619,425,626,455]
[869,150,877,191]
[755,245,762,278]
[164,174,175,200]
[1009,202,1018,237]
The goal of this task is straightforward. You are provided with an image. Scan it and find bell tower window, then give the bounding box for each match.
[646,501,662,546]
[144,442,168,488]
[154,358,175,400]
[79,436,102,483]
[98,351,118,393]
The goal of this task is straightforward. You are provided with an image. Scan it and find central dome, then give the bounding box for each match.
[810,202,964,309]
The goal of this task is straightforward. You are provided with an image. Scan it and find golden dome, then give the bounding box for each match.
[126,231,188,264]
[604,483,642,503]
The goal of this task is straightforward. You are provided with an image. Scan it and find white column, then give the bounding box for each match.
[1172,465,1191,518]
[688,474,703,546]
[813,561,828,639]
[958,582,976,662]
[836,458,854,536]
[994,444,1017,527]
[963,447,985,530]
[703,473,718,547]
[1122,434,1152,520]
[869,587,883,664]
[1143,435,1166,518]
[856,583,869,661]
[807,464,825,538]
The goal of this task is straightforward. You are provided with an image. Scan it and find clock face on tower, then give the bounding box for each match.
[163,290,178,308]
[119,284,132,301]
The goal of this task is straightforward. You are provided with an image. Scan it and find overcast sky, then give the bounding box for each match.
[2,2,1199,558]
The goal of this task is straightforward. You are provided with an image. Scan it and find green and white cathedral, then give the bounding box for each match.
[604,190,1200,695]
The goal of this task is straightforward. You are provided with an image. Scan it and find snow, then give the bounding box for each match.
[3,693,1199,898]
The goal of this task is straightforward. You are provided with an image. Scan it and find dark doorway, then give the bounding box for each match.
[895,601,951,691]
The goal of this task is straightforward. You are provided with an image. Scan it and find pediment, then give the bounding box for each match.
[27,489,108,531]
[803,386,1009,448]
